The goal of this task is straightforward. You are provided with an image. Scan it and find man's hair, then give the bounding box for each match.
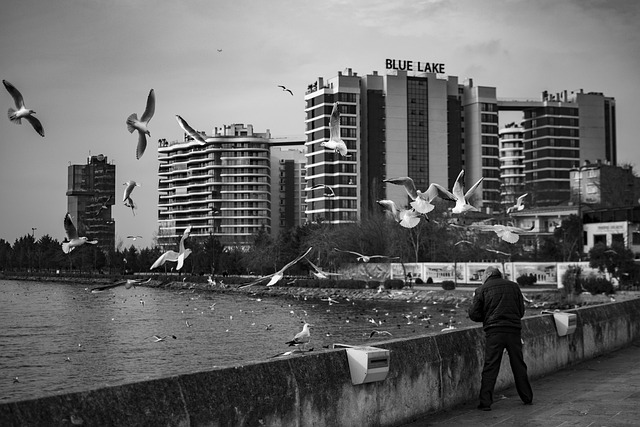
[482,266,502,283]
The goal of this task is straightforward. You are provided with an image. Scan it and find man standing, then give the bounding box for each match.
[468,266,533,411]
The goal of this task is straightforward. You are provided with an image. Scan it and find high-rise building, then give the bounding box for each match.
[66,154,116,253]
[499,123,526,210]
[270,146,307,236]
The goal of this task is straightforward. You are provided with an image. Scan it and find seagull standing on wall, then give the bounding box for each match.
[320,102,350,157]
[126,89,155,159]
[384,176,456,214]
[61,213,98,254]
[450,170,484,214]
[3,80,44,137]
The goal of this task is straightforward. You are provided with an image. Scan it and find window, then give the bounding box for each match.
[594,234,606,245]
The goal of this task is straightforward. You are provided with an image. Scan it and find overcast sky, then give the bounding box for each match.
[1,0,638,249]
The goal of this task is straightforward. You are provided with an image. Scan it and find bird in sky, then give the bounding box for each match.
[376,199,422,228]
[122,181,140,215]
[152,335,177,342]
[126,88,155,159]
[459,222,534,244]
[320,102,350,157]
[333,248,398,263]
[305,183,335,197]
[217,49,222,53]
[127,235,143,240]
[506,193,529,214]
[150,226,193,271]
[61,213,98,254]
[175,115,207,144]
[94,195,112,217]
[450,169,484,214]
[285,323,312,349]
[239,247,313,288]
[91,278,151,292]
[485,247,511,256]
[278,85,293,95]
[384,177,456,214]
[3,80,44,137]
[306,258,341,279]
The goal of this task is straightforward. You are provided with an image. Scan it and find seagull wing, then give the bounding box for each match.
[384,177,418,199]
[150,251,179,270]
[140,89,155,123]
[24,114,44,137]
[334,248,364,258]
[452,170,465,201]
[176,115,206,144]
[136,132,147,160]
[64,213,78,240]
[329,102,340,142]
[238,273,276,289]
[179,226,192,253]
[2,80,24,109]
[464,177,484,199]
[493,226,520,244]
[277,247,313,274]
[424,183,456,202]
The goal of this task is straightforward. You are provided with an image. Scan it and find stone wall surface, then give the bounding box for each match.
[2,299,639,427]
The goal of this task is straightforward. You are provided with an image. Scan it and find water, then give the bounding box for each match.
[0,279,472,403]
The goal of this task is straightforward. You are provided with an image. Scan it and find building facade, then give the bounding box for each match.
[499,123,526,211]
[270,146,307,236]
[66,154,116,254]
[570,161,640,208]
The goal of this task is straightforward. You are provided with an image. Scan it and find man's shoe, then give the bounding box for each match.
[477,405,491,411]
[523,401,533,405]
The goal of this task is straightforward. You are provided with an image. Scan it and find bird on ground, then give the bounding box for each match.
[306,258,341,279]
[320,102,350,157]
[2,80,44,137]
[239,247,313,288]
[61,213,98,254]
[175,115,207,144]
[450,169,484,214]
[94,195,112,217]
[126,89,155,159]
[127,235,143,241]
[507,193,529,214]
[285,323,312,350]
[152,335,176,342]
[376,199,422,228]
[384,177,456,214]
[333,248,398,263]
[90,278,151,292]
[305,184,335,197]
[150,226,193,271]
[278,85,293,95]
[122,181,140,215]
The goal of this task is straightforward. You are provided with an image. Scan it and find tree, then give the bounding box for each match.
[553,215,583,261]
[588,241,637,286]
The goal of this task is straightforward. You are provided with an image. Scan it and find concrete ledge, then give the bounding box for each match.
[2,298,640,426]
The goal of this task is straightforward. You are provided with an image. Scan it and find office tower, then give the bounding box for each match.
[270,146,307,236]
[499,123,526,210]
[66,154,116,254]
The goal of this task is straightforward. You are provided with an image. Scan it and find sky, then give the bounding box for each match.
[1,0,639,250]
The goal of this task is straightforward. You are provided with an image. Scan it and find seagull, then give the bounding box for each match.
[127,235,143,241]
[285,323,312,349]
[320,102,350,157]
[3,80,44,137]
[150,226,193,271]
[450,170,484,214]
[91,278,151,292]
[485,247,510,257]
[461,222,534,244]
[333,248,398,263]
[369,330,392,338]
[175,115,207,144]
[61,213,98,254]
[123,181,140,215]
[306,258,341,279]
[384,177,456,214]
[278,85,293,96]
[94,195,112,217]
[126,88,155,159]
[376,199,422,228]
[305,184,335,197]
[506,193,528,214]
[217,49,222,52]
[152,335,176,342]
[239,247,313,288]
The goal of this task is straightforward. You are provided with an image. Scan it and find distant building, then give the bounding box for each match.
[570,161,640,208]
[499,123,526,211]
[66,154,115,254]
[270,146,307,236]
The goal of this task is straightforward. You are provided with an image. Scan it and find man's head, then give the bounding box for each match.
[482,266,502,284]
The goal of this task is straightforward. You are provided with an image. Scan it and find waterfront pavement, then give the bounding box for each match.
[400,339,640,427]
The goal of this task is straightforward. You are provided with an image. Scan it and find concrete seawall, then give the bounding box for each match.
[2,298,639,426]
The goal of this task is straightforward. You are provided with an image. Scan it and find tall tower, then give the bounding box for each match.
[66,154,116,253]
[499,123,526,211]
[270,146,307,236]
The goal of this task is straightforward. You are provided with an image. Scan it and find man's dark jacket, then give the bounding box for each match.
[468,269,525,333]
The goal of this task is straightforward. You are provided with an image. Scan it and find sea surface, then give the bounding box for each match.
[0,279,474,403]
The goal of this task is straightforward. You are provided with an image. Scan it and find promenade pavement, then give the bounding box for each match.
[400,339,640,426]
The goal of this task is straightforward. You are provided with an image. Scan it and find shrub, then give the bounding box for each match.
[441,280,455,290]
[516,274,537,287]
[384,279,405,289]
[561,265,583,295]
[426,277,434,284]
[581,276,614,295]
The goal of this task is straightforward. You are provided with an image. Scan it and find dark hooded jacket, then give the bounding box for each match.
[468,266,525,333]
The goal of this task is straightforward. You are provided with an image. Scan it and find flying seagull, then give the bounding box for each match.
[369,330,393,339]
[306,258,341,279]
[175,115,207,144]
[3,80,44,137]
[384,177,456,214]
[376,199,422,228]
[152,335,176,342]
[305,184,335,197]
[61,213,98,254]
[278,85,293,96]
[285,323,312,350]
[150,226,193,271]
[507,193,529,214]
[450,169,484,214]
[127,235,143,240]
[333,248,398,263]
[94,195,112,217]
[91,278,151,292]
[239,247,313,288]
[320,102,350,157]
[459,222,534,244]
[126,89,155,159]
[122,181,140,215]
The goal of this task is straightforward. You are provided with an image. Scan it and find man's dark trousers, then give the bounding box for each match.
[479,331,533,407]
